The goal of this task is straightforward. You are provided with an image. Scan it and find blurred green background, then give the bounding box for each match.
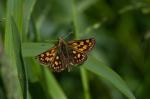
[0,0,150,99]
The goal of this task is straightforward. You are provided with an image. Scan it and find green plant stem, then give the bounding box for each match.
[72,1,91,99]
[81,68,91,99]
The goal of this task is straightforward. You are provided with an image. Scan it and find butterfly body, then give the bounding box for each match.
[36,37,95,72]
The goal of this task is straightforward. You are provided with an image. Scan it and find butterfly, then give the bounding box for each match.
[36,37,96,72]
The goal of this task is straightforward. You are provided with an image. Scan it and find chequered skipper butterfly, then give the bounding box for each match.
[36,37,95,72]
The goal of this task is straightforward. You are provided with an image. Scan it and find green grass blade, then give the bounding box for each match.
[23,0,36,39]
[83,56,136,99]
[11,17,28,99]
[4,12,23,99]
[7,0,24,37]
[80,68,91,99]
[22,43,67,99]
[3,0,29,98]
[44,69,67,99]
[22,42,52,57]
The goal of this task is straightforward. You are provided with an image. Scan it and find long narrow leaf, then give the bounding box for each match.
[83,56,136,99]
[22,42,136,99]
[3,12,23,99]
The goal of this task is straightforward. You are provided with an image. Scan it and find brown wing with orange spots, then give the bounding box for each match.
[49,53,66,72]
[69,49,87,65]
[67,38,95,66]
[67,38,96,53]
[36,46,57,65]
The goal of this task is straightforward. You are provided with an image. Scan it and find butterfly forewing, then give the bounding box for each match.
[36,46,57,65]
[68,38,95,53]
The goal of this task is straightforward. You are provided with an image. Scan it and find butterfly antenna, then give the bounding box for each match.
[61,32,73,39]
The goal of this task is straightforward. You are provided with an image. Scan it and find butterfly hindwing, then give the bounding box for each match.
[69,49,87,65]
[50,53,66,72]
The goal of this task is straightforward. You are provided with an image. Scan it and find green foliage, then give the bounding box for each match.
[0,0,150,99]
